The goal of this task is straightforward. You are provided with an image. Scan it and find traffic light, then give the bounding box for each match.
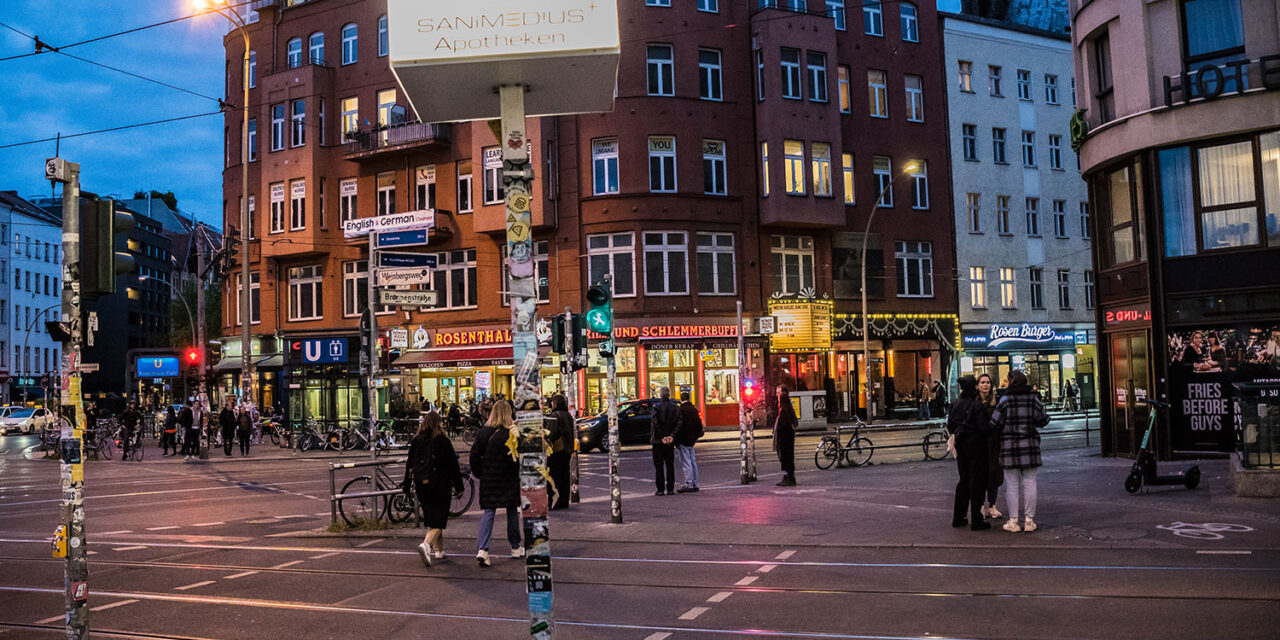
[184,348,201,367]
[551,315,567,355]
[742,378,757,404]
[223,225,240,273]
[80,198,135,300]
[584,282,613,334]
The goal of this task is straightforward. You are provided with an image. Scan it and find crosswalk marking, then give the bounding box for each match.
[174,580,216,591]
[706,591,733,603]
[90,599,138,612]
[111,546,147,552]
[775,550,796,560]
[33,614,64,625]
[734,576,758,586]
[223,571,260,580]
[270,560,304,569]
[757,564,777,573]
[145,525,180,531]
[678,607,709,620]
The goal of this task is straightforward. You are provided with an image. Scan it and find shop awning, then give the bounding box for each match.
[395,347,514,367]
[212,354,283,371]
[257,355,283,368]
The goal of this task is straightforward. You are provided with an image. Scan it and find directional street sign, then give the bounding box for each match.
[376,267,433,287]
[378,289,439,307]
[378,252,438,269]
[342,209,435,238]
[376,229,429,248]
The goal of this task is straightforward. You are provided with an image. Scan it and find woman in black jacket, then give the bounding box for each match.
[977,373,1003,520]
[774,386,797,486]
[470,400,522,567]
[404,412,463,567]
[547,395,574,510]
[947,375,991,531]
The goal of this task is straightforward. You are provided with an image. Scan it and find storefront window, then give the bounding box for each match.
[647,348,697,398]
[770,352,825,392]
[703,349,739,404]
[587,346,637,415]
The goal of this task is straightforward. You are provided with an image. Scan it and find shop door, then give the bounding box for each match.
[1109,332,1151,457]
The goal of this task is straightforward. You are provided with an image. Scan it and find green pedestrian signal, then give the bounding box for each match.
[584,281,613,334]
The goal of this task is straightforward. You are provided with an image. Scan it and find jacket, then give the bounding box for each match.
[774,400,797,435]
[237,410,253,431]
[163,414,177,434]
[980,395,1003,487]
[468,425,497,476]
[946,397,989,450]
[178,407,194,430]
[650,399,680,445]
[991,385,1049,469]
[404,432,464,497]
[547,409,574,454]
[673,401,703,447]
[930,383,948,414]
[218,408,236,431]
[478,426,520,509]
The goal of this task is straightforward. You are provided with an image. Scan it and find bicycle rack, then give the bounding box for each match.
[327,457,409,526]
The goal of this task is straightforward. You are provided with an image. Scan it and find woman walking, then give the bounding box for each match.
[546,395,574,510]
[991,370,1049,533]
[773,386,797,486]
[947,376,991,530]
[470,400,522,567]
[236,404,254,456]
[404,412,464,567]
[977,373,1003,520]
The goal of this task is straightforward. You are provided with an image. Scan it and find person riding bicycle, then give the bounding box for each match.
[119,401,141,462]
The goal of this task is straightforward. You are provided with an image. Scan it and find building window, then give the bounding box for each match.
[1016,69,1031,100]
[997,195,1011,234]
[592,138,620,195]
[771,235,815,296]
[1048,134,1063,170]
[1053,200,1067,237]
[698,0,719,12]
[1021,130,1036,167]
[863,0,883,36]
[1026,197,1040,236]
[1198,140,1261,251]
[248,50,256,88]
[646,0,671,5]
[647,44,674,96]
[289,180,306,230]
[1093,32,1114,123]
[286,37,302,68]
[806,143,832,197]
[377,14,388,57]
[341,23,358,65]
[457,162,473,213]
[961,124,977,161]
[1099,161,1146,266]
[288,265,323,321]
[269,182,285,233]
[699,49,723,101]
[290,99,306,147]
[1181,0,1244,80]
[873,155,893,207]
[587,232,636,297]
[428,249,478,310]
[842,153,855,205]
[895,241,933,298]
[697,232,736,295]
[247,195,256,237]
[1081,202,1091,238]
[703,140,727,196]
[900,3,918,42]
[909,161,928,209]
[482,146,504,204]
[904,74,924,122]
[308,31,324,65]
[270,104,284,151]
[340,97,358,139]
[967,193,981,232]
[781,48,802,99]
[868,69,888,118]
[343,261,371,317]
[1084,270,1096,309]
[247,119,257,162]
[784,140,806,195]
[415,166,436,210]
[988,65,1002,96]
[376,171,396,216]
[837,65,851,112]
[1057,270,1071,308]
[827,1,846,30]
[501,242,551,304]
[339,179,357,223]
[756,50,765,101]
[1029,267,1044,309]
[648,136,677,193]
[807,51,828,102]
[318,98,325,146]
[644,232,688,296]
[1045,74,1059,104]
[992,128,1007,163]
[760,142,770,197]
[999,267,1016,308]
[970,266,986,308]
[958,60,973,93]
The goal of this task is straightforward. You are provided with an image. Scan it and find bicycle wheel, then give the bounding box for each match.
[132,440,144,461]
[269,428,280,447]
[388,489,416,524]
[99,438,114,460]
[844,437,874,466]
[450,475,475,517]
[339,476,383,527]
[814,438,840,470]
[922,431,950,461]
[461,426,478,446]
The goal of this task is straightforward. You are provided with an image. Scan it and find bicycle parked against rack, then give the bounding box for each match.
[814,419,875,469]
[922,422,952,461]
[338,457,475,527]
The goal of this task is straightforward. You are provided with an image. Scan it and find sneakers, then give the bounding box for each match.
[1022,517,1037,533]
[434,550,446,560]
[417,543,432,567]
[511,546,525,559]
[1002,518,1022,533]
[676,486,699,493]
[987,506,1003,519]
[654,490,666,496]
[476,550,491,567]
[776,476,797,487]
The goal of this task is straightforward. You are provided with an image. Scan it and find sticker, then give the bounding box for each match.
[510,193,531,213]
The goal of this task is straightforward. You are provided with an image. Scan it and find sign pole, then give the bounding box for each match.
[737,301,754,484]
[367,231,379,459]
[605,274,622,525]
[564,307,580,504]
[499,84,554,639]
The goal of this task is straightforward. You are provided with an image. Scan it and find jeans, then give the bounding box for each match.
[476,507,521,552]
[1003,467,1039,520]
[676,445,699,488]
[237,429,252,455]
[652,443,675,492]
[919,403,930,420]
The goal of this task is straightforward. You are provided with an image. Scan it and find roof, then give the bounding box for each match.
[948,0,1071,40]
[0,191,61,226]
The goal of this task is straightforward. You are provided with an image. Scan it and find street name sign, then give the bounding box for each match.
[342,210,435,238]
[379,251,438,268]
[376,229,430,248]
[376,267,433,287]
[378,289,439,307]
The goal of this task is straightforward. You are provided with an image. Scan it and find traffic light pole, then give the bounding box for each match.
[563,308,580,504]
[604,274,622,525]
[366,232,379,459]
[737,301,754,485]
[499,84,554,638]
[196,223,208,427]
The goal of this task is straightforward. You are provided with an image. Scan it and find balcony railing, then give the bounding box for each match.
[343,122,452,159]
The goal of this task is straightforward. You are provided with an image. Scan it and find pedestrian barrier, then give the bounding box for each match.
[327,457,410,526]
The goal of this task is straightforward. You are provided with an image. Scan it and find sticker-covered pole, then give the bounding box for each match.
[367,230,379,460]
[500,84,554,639]
[565,307,580,504]
[606,271,621,524]
[738,301,753,484]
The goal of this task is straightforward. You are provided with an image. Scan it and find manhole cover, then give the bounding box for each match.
[1090,527,1147,540]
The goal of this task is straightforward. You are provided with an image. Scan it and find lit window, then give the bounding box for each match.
[841,153,855,205]
[958,60,973,92]
[868,69,888,118]
[784,140,805,195]
[999,268,1016,308]
[811,143,832,196]
[969,266,986,308]
[904,74,924,122]
[837,65,851,112]
[340,97,358,139]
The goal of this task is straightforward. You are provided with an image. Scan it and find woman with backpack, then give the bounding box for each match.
[404,412,463,567]
[469,400,522,567]
[991,369,1049,533]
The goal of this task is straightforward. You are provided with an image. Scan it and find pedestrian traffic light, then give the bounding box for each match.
[742,378,757,403]
[585,282,613,334]
[184,348,201,367]
[80,198,135,300]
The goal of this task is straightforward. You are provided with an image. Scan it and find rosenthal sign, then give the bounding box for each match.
[342,209,435,238]
[378,289,440,307]
[376,267,433,286]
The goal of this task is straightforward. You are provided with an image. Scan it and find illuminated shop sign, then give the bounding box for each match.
[1104,307,1152,327]
[434,328,513,347]
[587,325,739,340]
[962,324,1076,349]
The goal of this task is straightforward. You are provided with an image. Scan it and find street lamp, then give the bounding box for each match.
[860,160,920,423]
[195,0,252,407]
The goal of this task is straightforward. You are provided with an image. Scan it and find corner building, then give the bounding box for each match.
[218,0,955,426]
[1071,0,1280,458]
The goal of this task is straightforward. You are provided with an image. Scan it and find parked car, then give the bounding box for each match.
[1,407,54,435]
[0,406,20,421]
[576,399,658,453]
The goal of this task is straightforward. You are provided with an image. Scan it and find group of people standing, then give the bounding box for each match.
[649,387,705,495]
[156,398,258,460]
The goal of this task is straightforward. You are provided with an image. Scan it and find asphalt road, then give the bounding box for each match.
[1,420,1278,640]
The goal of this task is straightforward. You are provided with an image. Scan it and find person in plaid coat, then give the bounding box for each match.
[990,370,1049,533]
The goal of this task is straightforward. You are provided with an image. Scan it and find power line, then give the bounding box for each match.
[52,48,223,105]
[0,111,222,150]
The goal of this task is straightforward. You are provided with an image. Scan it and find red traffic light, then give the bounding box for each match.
[184,349,201,365]
[742,379,756,400]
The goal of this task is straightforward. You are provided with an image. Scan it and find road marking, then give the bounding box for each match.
[757,564,777,573]
[277,514,312,519]
[192,522,225,527]
[97,530,132,536]
[706,591,733,603]
[33,614,64,625]
[111,546,147,552]
[89,599,138,612]
[775,550,796,560]
[313,512,330,516]
[270,560,304,569]
[87,550,97,555]
[1196,550,1252,555]
[643,633,671,640]
[310,552,339,560]
[146,525,180,531]
[734,576,758,586]
[223,571,260,580]
[356,539,384,548]
[678,607,709,620]
[174,580,216,591]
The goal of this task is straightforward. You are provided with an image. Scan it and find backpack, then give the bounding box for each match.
[684,403,704,441]
[411,438,436,486]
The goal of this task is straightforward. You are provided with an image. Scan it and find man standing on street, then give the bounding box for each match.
[219,400,237,457]
[179,400,196,460]
[650,387,680,496]
[674,389,703,494]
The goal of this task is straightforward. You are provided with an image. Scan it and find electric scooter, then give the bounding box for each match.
[1125,398,1200,494]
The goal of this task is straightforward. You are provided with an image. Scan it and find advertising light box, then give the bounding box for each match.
[136,357,180,378]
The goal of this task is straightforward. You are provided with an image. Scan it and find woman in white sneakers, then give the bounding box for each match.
[990,369,1049,533]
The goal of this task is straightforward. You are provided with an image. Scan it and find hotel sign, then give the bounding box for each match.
[768,301,833,352]
[1163,55,1280,107]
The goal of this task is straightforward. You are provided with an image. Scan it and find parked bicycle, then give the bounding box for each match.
[337,454,476,527]
[922,422,952,461]
[815,420,875,469]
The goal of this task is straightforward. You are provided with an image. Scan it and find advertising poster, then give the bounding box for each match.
[1167,325,1280,451]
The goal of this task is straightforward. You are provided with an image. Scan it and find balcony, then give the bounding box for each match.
[343,122,452,161]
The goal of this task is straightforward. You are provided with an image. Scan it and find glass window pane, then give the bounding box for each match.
[1109,168,1132,225]
[1184,0,1244,59]
[614,253,634,295]
[1260,132,1280,246]
[717,252,734,293]
[1201,207,1259,249]
[669,250,686,292]
[1159,147,1197,257]
[1197,141,1255,207]
[697,252,714,292]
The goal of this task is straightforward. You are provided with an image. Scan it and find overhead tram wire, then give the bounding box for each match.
[0,111,223,150]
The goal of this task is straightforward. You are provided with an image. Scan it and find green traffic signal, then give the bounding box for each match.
[585,308,611,333]
[584,282,613,334]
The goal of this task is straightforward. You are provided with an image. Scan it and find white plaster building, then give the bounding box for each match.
[0,192,63,404]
